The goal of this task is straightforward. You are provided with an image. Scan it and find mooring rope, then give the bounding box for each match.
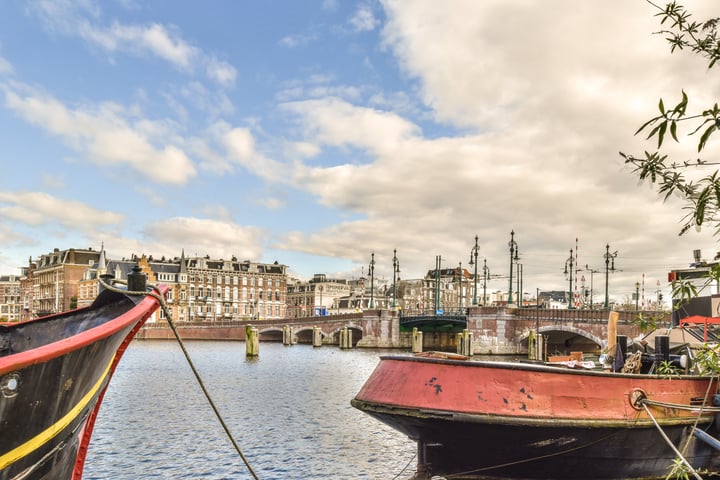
[640,401,703,480]
[390,452,417,480]
[99,278,260,480]
[641,398,720,412]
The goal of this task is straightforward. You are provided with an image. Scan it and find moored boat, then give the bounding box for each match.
[0,278,166,480]
[352,350,720,479]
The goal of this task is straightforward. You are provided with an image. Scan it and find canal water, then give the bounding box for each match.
[83,340,418,479]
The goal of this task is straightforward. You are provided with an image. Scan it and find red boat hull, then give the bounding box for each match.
[0,287,166,480]
[352,355,720,479]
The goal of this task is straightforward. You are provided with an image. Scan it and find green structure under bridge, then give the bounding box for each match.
[399,309,467,333]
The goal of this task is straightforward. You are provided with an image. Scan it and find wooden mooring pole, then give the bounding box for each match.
[411,327,423,353]
[246,325,259,357]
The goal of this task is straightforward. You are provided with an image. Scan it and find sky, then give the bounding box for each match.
[1,0,719,307]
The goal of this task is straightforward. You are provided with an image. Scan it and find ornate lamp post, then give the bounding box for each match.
[458,262,463,310]
[469,235,480,306]
[604,244,618,310]
[392,249,400,309]
[564,249,574,309]
[368,252,375,309]
[508,231,518,305]
[584,264,600,309]
[482,258,489,306]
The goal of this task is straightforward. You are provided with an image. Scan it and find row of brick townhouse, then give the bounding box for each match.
[5,245,515,323]
[77,248,289,323]
[0,275,21,322]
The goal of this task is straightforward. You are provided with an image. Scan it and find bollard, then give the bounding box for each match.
[246,325,259,357]
[411,327,423,353]
[465,331,474,357]
[655,335,670,364]
[312,326,323,347]
[127,265,146,292]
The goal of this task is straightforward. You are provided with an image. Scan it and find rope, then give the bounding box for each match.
[642,398,720,412]
[98,278,260,480]
[621,351,643,373]
[640,402,703,480]
[390,452,417,480]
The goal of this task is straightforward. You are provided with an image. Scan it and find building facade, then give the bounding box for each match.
[25,248,102,318]
[0,275,21,322]
[286,274,352,317]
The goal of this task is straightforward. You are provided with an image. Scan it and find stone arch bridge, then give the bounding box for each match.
[140,307,666,355]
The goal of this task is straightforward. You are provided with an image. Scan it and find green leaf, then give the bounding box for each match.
[658,121,667,148]
[698,123,716,152]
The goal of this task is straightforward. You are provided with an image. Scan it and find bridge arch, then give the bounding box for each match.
[517,325,605,355]
[258,327,284,342]
[328,325,364,346]
[294,326,327,344]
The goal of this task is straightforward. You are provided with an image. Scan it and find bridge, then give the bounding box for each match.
[139,306,666,355]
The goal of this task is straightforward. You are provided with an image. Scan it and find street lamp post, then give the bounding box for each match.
[508,231,518,305]
[482,258,489,306]
[458,262,463,310]
[368,253,375,309]
[635,282,640,311]
[585,264,600,309]
[392,249,400,309]
[469,235,479,306]
[564,249,574,309]
[604,244,618,310]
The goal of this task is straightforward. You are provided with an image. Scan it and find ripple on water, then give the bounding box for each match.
[83,341,416,479]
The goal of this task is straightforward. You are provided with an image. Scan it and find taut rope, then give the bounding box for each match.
[98,277,260,480]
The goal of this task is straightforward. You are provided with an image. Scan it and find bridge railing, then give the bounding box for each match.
[400,308,467,317]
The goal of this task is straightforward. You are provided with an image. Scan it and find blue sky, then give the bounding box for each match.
[1,0,719,306]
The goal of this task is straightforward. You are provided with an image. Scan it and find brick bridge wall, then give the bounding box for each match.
[138,307,667,354]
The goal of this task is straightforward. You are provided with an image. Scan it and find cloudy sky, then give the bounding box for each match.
[1,0,719,306]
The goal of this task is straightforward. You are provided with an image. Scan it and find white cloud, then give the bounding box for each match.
[281,97,420,153]
[279,33,318,48]
[350,4,378,32]
[0,191,125,231]
[2,84,197,184]
[28,0,236,86]
[0,56,13,76]
[142,217,266,260]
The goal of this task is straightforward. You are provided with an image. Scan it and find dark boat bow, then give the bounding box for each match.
[0,284,167,480]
